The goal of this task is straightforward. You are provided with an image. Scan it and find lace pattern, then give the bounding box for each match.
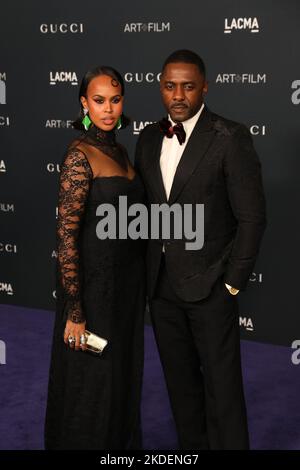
[78,125,128,171]
[57,148,92,323]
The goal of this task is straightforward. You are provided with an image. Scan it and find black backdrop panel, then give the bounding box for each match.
[1,1,299,345]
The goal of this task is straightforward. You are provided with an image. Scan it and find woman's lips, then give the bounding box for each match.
[102,118,115,125]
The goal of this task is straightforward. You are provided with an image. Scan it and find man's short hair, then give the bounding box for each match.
[162,49,206,78]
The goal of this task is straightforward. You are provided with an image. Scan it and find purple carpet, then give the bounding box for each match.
[0,304,299,450]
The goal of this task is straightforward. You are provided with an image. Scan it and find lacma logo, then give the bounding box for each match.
[0,282,13,296]
[124,22,170,33]
[0,160,6,173]
[216,74,266,84]
[50,72,78,86]
[291,80,300,105]
[224,17,259,34]
[239,316,254,332]
[133,121,154,135]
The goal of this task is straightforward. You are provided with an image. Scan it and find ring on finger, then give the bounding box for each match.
[68,335,75,345]
[80,333,87,345]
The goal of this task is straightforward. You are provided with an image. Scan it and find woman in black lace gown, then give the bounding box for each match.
[44,66,146,450]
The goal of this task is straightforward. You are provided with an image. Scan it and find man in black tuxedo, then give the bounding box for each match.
[134,50,266,450]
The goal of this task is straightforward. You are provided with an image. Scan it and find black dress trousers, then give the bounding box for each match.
[149,255,249,450]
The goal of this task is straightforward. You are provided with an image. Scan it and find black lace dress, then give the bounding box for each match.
[44,125,146,450]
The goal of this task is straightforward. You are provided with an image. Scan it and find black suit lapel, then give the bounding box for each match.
[143,107,215,204]
[168,107,215,205]
[144,130,167,203]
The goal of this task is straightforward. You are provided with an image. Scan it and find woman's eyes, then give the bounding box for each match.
[94,98,121,104]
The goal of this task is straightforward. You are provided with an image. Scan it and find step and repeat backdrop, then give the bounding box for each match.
[0,1,299,345]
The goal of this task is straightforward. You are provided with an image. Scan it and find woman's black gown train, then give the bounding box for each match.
[44,126,146,450]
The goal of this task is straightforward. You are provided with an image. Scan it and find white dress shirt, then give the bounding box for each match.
[160,103,205,200]
[160,104,204,254]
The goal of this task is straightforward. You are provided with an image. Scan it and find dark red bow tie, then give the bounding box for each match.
[159,118,186,145]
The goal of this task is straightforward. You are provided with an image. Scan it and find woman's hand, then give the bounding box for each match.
[64,319,87,351]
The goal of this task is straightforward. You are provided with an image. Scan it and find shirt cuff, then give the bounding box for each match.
[225,283,240,295]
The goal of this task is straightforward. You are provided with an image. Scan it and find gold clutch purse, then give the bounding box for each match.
[85,330,108,355]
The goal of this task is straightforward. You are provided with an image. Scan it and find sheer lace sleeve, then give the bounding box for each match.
[57,146,93,323]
